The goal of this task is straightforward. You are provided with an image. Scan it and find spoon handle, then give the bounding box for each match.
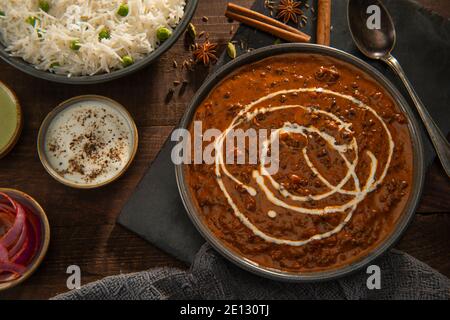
[383,54,450,177]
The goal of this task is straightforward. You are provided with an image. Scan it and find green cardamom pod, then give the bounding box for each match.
[227,42,237,59]
[187,23,197,39]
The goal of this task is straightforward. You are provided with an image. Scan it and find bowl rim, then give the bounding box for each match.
[37,95,139,189]
[175,43,425,282]
[0,81,23,159]
[0,0,198,85]
[0,188,50,292]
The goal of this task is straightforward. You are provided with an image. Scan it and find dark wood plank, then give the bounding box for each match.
[0,0,448,300]
[417,158,450,213]
[2,212,448,300]
[396,214,450,275]
[0,224,187,300]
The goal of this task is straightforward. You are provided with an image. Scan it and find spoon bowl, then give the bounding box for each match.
[347,0,396,59]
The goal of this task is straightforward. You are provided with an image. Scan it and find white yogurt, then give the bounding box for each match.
[44,100,134,186]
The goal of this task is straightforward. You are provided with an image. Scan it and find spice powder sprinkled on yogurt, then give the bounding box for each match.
[44,101,134,186]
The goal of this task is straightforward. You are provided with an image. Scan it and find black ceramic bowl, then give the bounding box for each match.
[0,0,198,84]
[176,44,425,282]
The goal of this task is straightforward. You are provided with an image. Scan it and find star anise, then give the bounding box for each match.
[193,41,218,66]
[277,0,303,24]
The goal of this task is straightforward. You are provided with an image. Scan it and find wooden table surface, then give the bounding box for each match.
[1,0,449,300]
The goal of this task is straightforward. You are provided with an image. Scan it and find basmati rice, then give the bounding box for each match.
[0,0,186,76]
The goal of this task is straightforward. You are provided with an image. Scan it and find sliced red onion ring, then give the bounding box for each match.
[0,261,26,274]
[8,223,28,259]
[0,193,26,249]
[0,210,14,237]
[0,203,15,214]
[12,218,37,265]
[0,244,9,262]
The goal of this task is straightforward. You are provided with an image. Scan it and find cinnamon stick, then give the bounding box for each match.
[225,3,311,43]
[317,0,331,46]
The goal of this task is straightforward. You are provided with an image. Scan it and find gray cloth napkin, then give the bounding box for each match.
[53,244,450,300]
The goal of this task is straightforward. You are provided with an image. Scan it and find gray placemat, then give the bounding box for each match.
[118,0,450,264]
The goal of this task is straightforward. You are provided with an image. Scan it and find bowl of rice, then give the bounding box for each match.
[0,0,198,84]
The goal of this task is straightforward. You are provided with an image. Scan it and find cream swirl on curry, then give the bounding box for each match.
[213,88,394,247]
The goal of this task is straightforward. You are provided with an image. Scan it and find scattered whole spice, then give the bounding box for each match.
[193,40,218,65]
[264,0,275,16]
[265,0,275,10]
[227,42,237,59]
[317,0,331,46]
[187,22,197,39]
[166,87,175,103]
[277,0,303,24]
[225,2,311,43]
[182,59,191,70]
[300,14,308,27]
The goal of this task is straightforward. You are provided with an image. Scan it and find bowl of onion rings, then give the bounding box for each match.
[0,189,50,291]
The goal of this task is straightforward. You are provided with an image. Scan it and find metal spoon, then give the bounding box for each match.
[348,0,450,177]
